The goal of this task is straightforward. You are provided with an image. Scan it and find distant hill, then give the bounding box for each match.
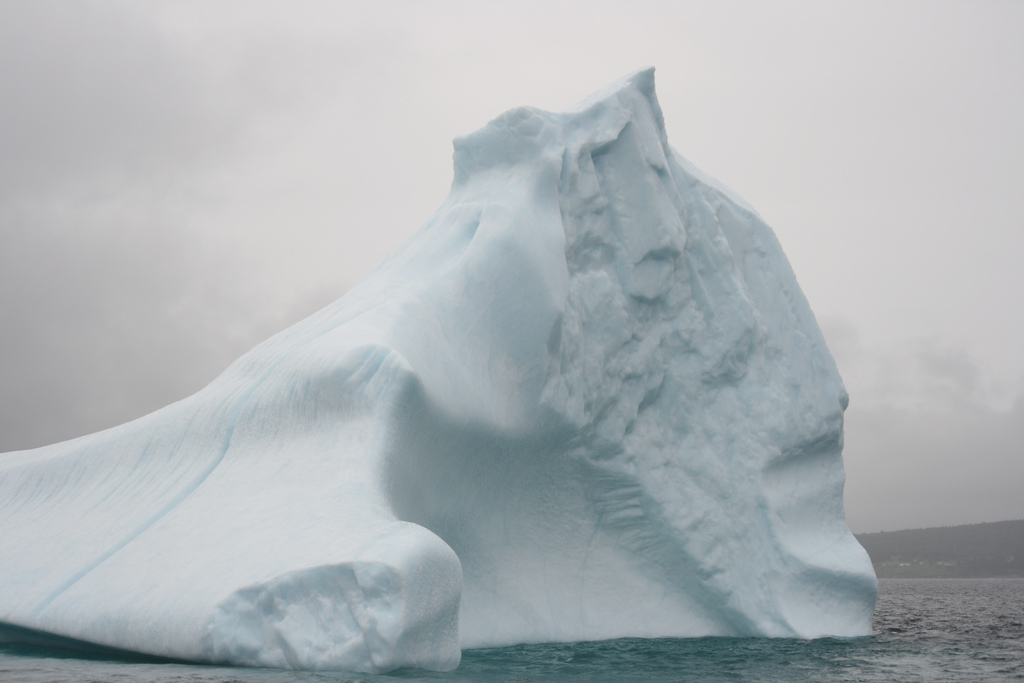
[855,519,1024,578]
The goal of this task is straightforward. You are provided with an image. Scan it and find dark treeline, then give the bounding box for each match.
[855,519,1024,578]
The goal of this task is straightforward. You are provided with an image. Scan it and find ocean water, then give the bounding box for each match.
[1,579,1021,682]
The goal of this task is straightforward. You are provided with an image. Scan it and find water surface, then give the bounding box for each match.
[2,579,1021,682]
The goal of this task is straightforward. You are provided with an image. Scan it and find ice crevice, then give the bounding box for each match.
[0,68,876,673]
[30,402,233,618]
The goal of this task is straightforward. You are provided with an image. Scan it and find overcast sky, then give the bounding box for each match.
[1,0,1021,533]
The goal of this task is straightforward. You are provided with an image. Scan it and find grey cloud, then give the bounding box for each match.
[820,316,1024,532]
[820,316,1013,413]
[0,2,342,451]
[0,197,340,451]
[843,397,1024,533]
[0,1,236,203]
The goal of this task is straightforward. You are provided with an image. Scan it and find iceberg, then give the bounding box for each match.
[0,69,877,673]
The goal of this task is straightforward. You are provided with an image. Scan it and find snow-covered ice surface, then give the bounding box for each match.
[0,69,876,673]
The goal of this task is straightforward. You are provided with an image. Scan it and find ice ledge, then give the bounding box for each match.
[203,523,462,672]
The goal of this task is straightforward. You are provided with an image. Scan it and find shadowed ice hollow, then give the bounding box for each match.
[0,68,876,674]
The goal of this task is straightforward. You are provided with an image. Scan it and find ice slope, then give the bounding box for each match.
[0,69,877,673]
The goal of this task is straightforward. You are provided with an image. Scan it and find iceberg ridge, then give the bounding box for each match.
[0,68,876,673]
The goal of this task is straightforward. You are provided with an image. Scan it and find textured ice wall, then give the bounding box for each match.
[0,69,876,673]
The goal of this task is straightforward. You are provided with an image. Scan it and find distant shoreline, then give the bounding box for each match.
[877,576,1024,579]
[855,519,1024,579]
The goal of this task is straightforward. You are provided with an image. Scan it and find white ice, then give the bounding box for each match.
[0,69,877,673]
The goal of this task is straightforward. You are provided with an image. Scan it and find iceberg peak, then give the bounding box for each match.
[453,67,665,184]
